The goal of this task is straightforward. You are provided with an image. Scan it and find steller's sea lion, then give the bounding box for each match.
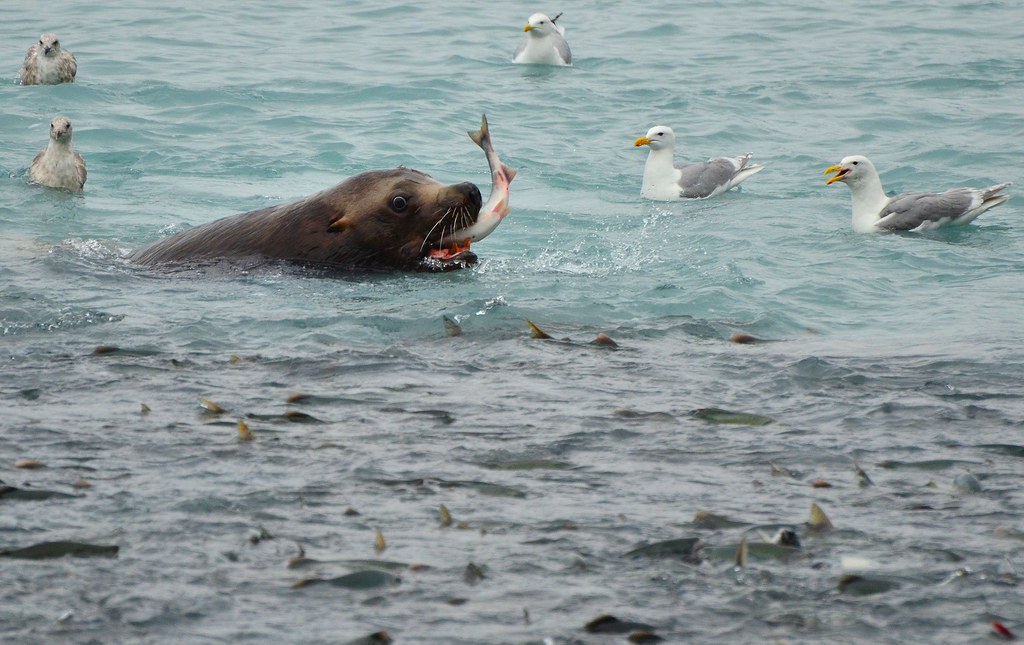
[129,167,483,271]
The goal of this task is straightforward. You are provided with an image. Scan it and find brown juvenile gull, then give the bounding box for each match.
[20,33,77,85]
[824,155,1010,233]
[633,125,765,200]
[29,117,87,191]
[513,13,571,66]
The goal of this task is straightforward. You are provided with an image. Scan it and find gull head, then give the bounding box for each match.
[523,13,557,36]
[49,116,73,143]
[824,155,876,187]
[39,33,62,57]
[634,126,676,152]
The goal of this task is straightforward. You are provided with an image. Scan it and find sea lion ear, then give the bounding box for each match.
[327,214,348,233]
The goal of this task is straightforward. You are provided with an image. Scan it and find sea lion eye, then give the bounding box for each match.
[391,195,408,212]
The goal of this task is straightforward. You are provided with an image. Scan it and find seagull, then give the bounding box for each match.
[824,155,1010,233]
[29,116,87,191]
[513,13,571,66]
[634,125,765,200]
[20,33,77,85]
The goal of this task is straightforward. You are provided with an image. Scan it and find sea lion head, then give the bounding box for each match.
[323,168,482,270]
[39,33,62,57]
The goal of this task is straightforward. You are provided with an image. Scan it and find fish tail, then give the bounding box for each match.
[468,114,489,149]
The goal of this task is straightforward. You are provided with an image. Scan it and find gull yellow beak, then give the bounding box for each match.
[634,136,653,147]
[823,164,849,185]
[523,25,533,32]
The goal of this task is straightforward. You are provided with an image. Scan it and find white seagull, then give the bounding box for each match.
[513,13,571,66]
[824,155,1010,233]
[633,125,765,200]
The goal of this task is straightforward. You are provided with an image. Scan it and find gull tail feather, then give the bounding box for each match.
[981,182,1011,207]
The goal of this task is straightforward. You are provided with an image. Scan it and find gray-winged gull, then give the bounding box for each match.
[20,33,77,85]
[513,13,571,66]
[633,125,765,200]
[824,155,1010,232]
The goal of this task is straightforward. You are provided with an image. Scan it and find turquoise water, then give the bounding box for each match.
[3,1,1023,643]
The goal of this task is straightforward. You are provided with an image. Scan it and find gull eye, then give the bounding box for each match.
[852,161,859,165]
[391,195,408,212]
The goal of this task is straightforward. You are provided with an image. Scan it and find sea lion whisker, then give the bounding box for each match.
[421,212,450,252]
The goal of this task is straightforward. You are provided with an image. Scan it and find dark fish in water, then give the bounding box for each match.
[292,570,400,590]
[808,503,833,531]
[526,318,551,339]
[481,458,575,471]
[837,574,899,595]
[625,537,703,563]
[735,537,749,568]
[629,631,665,644]
[692,511,746,530]
[526,319,619,347]
[443,315,463,337]
[692,408,775,426]
[344,631,392,645]
[729,333,762,344]
[464,562,486,585]
[439,504,453,527]
[237,419,253,441]
[0,541,119,559]
[0,481,75,501]
[584,614,657,635]
[854,461,873,487]
[199,398,224,414]
[614,408,676,422]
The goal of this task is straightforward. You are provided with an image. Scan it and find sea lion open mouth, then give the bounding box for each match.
[421,114,517,270]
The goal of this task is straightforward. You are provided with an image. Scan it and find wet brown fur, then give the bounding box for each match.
[130,168,481,270]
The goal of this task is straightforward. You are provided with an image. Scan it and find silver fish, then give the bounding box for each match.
[438,115,516,248]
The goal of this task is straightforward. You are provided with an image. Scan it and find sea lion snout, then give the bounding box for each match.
[456,181,483,207]
[443,181,482,214]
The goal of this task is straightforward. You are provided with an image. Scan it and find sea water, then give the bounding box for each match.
[2,1,1023,643]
